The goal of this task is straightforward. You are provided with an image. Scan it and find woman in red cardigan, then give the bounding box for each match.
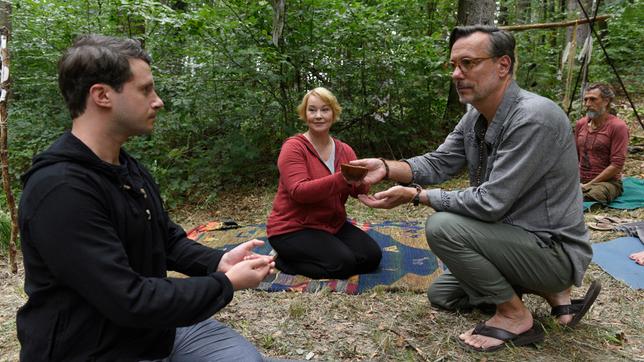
[266,87,382,279]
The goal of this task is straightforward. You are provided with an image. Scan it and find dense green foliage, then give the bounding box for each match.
[0,209,10,252]
[5,0,642,207]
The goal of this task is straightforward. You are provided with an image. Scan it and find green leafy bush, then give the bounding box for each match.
[6,0,641,207]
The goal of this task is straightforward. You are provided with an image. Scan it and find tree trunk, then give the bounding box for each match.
[498,0,510,26]
[1,1,19,274]
[565,0,594,103]
[456,0,496,25]
[566,0,593,47]
[516,0,532,24]
[426,0,437,36]
[444,0,495,122]
[271,0,285,48]
[270,0,292,132]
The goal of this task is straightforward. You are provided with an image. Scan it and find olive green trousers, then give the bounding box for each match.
[426,212,574,310]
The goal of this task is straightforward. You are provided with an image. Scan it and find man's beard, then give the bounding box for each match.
[586,110,600,119]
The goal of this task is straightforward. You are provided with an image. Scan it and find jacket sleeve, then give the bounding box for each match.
[22,179,233,329]
[165,219,224,275]
[277,139,351,204]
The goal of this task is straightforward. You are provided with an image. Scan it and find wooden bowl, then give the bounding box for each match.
[341,163,368,181]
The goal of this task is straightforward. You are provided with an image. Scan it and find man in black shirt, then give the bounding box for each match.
[18,35,274,361]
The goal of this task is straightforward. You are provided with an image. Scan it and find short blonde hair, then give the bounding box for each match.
[296,87,342,122]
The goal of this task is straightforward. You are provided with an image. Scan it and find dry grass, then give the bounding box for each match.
[188,183,644,362]
[1,106,643,361]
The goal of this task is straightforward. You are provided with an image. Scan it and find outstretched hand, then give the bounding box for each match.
[350,158,387,185]
[225,257,275,290]
[357,185,415,209]
[218,239,271,273]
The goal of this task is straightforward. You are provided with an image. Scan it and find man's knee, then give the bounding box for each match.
[171,319,262,362]
[425,212,459,250]
[584,182,622,203]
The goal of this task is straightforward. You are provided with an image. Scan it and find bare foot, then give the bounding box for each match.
[629,250,644,265]
[542,288,574,325]
[459,295,533,350]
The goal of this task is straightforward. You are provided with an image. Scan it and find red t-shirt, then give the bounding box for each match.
[266,134,368,237]
[575,114,629,183]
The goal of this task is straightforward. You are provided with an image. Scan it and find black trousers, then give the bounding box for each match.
[268,222,382,279]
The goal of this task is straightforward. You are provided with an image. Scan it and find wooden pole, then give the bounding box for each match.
[1,26,18,274]
[500,15,610,31]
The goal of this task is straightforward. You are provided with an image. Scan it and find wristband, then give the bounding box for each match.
[410,183,422,206]
[378,158,390,180]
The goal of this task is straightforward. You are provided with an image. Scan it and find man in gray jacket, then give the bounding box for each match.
[354,26,597,352]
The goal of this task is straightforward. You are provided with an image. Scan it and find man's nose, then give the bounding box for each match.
[152,92,164,109]
[451,66,464,80]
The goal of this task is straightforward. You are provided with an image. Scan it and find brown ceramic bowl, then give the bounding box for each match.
[341,163,368,182]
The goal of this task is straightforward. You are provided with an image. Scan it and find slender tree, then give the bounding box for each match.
[516,0,532,24]
[1,0,18,273]
[426,0,437,35]
[567,0,594,46]
[565,0,594,103]
[498,0,510,26]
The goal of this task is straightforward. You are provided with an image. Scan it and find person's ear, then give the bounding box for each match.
[497,55,512,77]
[88,84,112,108]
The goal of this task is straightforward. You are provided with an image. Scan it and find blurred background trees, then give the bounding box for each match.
[3,0,642,213]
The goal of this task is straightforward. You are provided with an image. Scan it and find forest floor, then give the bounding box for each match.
[1,106,643,361]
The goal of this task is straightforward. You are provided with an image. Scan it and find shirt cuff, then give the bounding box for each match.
[427,188,448,211]
[400,158,418,183]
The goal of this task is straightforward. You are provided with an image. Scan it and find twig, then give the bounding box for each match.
[386,327,430,362]
[574,339,606,352]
